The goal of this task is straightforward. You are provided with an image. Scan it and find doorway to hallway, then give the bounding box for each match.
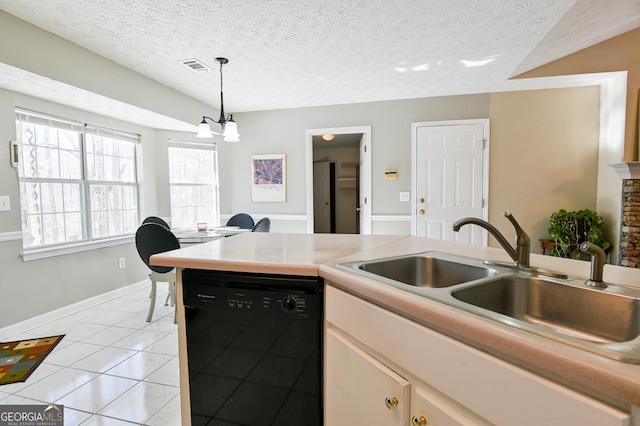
[306,126,371,234]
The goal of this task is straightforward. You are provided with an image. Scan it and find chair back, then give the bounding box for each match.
[226,213,255,229]
[142,216,170,229]
[135,223,180,273]
[252,217,271,232]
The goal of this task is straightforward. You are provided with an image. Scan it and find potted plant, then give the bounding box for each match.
[547,209,610,259]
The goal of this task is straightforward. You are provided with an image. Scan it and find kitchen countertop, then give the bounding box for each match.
[150,232,403,275]
[151,232,640,411]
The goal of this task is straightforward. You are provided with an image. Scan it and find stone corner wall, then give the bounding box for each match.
[619,179,640,268]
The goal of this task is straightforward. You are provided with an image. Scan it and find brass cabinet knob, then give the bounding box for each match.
[412,415,428,425]
[419,209,425,215]
[384,396,399,410]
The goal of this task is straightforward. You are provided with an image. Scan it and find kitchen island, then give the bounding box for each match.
[151,232,640,425]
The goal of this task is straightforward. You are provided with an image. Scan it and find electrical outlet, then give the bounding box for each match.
[118,257,126,269]
[399,192,410,202]
[0,196,10,211]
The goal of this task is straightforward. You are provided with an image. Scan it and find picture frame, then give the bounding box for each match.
[251,154,286,202]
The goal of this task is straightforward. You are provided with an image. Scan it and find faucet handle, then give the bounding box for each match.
[502,211,530,243]
[502,211,530,268]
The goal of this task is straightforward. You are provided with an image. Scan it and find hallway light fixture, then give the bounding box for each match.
[196,57,240,142]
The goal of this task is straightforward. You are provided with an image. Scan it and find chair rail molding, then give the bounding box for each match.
[0,231,23,242]
[371,214,412,222]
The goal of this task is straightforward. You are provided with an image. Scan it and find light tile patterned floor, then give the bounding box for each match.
[0,284,181,425]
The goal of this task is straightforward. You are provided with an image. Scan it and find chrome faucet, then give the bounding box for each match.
[579,241,607,288]
[453,211,531,268]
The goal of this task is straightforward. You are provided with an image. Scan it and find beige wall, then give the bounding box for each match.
[488,87,601,253]
[515,27,640,161]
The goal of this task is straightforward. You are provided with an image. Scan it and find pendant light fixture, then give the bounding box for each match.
[196,57,240,142]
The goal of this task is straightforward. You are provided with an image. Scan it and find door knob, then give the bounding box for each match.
[419,209,425,215]
[412,416,428,425]
[384,396,399,410]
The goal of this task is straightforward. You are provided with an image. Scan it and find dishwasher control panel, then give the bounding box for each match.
[182,270,322,320]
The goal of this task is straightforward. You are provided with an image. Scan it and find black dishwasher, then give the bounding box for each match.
[182,269,323,426]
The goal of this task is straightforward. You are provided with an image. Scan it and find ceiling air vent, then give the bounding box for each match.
[179,58,212,73]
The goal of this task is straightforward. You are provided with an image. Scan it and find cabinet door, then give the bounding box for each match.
[411,385,490,426]
[326,328,410,426]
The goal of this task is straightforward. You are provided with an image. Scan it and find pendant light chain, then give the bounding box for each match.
[219,60,224,94]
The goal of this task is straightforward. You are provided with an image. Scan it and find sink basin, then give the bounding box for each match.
[354,253,497,288]
[452,276,640,344]
[339,252,640,362]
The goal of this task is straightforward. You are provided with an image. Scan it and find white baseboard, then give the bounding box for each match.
[0,280,149,340]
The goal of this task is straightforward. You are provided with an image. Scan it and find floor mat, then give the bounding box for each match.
[0,335,65,385]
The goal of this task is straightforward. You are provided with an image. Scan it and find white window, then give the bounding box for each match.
[168,140,219,228]
[85,126,139,239]
[16,109,140,250]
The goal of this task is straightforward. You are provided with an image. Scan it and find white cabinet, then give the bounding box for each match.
[326,328,409,425]
[325,284,632,426]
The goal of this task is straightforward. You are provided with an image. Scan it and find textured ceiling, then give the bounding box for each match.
[0,0,639,129]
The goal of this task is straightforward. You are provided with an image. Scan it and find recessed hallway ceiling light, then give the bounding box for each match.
[322,134,335,141]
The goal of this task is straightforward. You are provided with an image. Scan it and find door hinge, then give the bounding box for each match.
[364,197,368,204]
[481,198,486,208]
[481,138,487,149]
[363,145,367,153]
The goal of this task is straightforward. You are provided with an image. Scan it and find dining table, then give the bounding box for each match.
[171,226,251,244]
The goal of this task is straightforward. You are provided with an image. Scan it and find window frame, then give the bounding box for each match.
[15,108,141,261]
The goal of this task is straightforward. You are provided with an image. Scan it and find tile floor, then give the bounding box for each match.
[0,284,181,425]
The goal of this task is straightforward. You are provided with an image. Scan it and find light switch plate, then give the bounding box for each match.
[0,196,10,211]
[399,192,410,202]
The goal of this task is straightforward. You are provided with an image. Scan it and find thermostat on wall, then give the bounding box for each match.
[10,140,18,168]
[384,170,397,180]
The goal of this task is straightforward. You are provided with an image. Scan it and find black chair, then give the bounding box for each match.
[226,213,254,229]
[142,216,170,229]
[252,217,271,232]
[135,223,180,323]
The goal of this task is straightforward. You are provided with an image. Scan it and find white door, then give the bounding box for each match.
[414,122,487,245]
[313,161,331,233]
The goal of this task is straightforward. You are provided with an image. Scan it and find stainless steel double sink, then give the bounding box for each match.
[338,251,640,363]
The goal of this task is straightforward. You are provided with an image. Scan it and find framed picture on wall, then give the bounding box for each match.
[251,153,286,202]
